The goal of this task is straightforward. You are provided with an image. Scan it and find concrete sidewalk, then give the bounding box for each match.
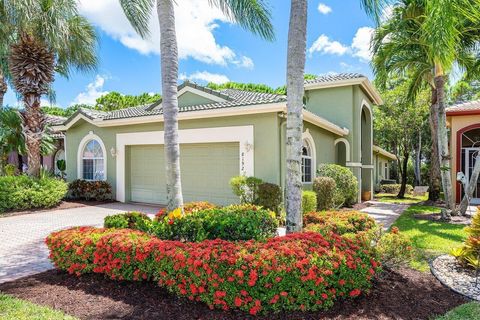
[360,201,409,229]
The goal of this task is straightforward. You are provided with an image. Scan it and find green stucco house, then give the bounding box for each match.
[52,73,394,205]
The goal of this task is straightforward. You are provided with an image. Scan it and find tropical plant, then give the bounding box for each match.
[119,0,274,212]
[95,91,161,111]
[2,0,98,177]
[372,0,480,213]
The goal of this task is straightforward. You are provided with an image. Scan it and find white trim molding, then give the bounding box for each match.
[115,125,254,202]
[346,162,362,167]
[334,138,351,162]
[77,131,107,181]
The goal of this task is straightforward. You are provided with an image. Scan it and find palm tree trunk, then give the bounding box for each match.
[397,151,409,199]
[0,70,7,110]
[459,153,480,215]
[23,93,43,177]
[434,65,456,212]
[429,87,441,201]
[157,0,184,212]
[285,0,307,233]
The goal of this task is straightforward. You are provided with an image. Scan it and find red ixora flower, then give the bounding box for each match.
[349,289,361,297]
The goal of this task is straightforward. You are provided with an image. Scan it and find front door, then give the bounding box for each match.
[463,148,480,204]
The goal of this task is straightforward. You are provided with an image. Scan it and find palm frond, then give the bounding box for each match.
[119,0,155,39]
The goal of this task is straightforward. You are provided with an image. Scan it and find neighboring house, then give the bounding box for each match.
[52,73,384,205]
[7,114,66,175]
[447,100,480,204]
[373,145,397,190]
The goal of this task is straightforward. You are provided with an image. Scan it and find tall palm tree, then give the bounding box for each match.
[119,0,274,211]
[372,0,480,213]
[2,0,98,177]
[285,0,308,233]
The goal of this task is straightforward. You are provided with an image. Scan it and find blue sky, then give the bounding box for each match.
[4,0,377,108]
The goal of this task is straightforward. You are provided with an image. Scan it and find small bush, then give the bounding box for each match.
[154,204,278,242]
[313,177,337,210]
[68,179,112,201]
[230,176,263,204]
[104,212,151,232]
[373,227,414,269]
[255,182,282,215]
[4,164,17,176]
[47,227,380,314]
[0,175,67,212]
[304,211,377,237]
[379,184,413,195]
[317,164,358,206]
[302,191,317,214]
[452,209,480,269]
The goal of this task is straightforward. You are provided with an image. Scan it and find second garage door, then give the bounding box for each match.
[129,142,240,205]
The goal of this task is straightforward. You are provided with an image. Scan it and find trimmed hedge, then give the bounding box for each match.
[68,179,112,201]
[255,182,282,215]
[152,204,278,242]
[0,175,68,212]
[317,164,358,206]
[304,211,377,237]
[313,177,337,210]
[380,184,413,195]
[104,212,151,231]
[302,191,317,214]
[46,227,380,315]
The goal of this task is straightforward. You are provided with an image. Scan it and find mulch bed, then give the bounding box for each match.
[0,268,468,320]
[0,200,116,218]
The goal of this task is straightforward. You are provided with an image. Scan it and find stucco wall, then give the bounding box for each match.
[448,114,480,202]
[65,113,281,198]
[178,91,215,107]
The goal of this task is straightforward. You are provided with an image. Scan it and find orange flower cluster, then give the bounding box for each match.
[46,227,380,315]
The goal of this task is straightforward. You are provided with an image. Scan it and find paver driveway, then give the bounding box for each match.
[0,203,162,283]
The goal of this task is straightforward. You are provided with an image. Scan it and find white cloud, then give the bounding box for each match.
[72,75,109,105]
[78,0,253,68]
[308,34,349,56]
[317,3,332,15]
[179,71,230,84]
[233,56,254,69]
[351,27,374,61]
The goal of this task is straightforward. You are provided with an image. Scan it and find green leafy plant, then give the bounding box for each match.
[153,204,278,242]
[56,159,66,179]
[0,175,67,212]
[452,209,480,269]
[380,184,413,195]
[229,176,263,204]
[302,191,317,214]
[104,212,151,232]
[68,179,112,201]
[317,164,358,206]
[313,177,337,210]
[255,182,282,215]
[304,211,377,237]
[372,227,415,269]
[3,164,16,176]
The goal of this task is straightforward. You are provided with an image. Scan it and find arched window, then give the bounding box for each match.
[302,140,313,183]
[82,140,105,180]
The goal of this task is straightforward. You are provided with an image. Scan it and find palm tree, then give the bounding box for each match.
[285,0,308,233]
[119,0,274,211]
[372,0,480,214]
[2,0,98,177]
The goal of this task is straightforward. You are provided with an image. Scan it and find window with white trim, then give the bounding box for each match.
[82,140,104,180]
[302,140,313,183]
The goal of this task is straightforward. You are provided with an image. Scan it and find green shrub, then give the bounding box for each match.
[4,164,16,176]
[451,209,480,269]
[104,212,151,232]
[304,210,377,237]
[313,177,337,210]
[317,164,358,206]
[373,227,415,269]
[229,176,263,204]
[0,175,68,212]
[255,182,282,215]
[68,179,112,201]
[302,190,317,214]
[153,204,278,241]
[380,184,413,194]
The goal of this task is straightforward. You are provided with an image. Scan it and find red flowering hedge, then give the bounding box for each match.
[46,227,380,315]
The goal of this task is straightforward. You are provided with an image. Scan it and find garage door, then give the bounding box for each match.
[129,143,239,205]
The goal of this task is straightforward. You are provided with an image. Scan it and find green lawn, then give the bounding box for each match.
[391,205,468,271]
[436,302,480,320]
[0,294,77,320]
[375,193,428,204]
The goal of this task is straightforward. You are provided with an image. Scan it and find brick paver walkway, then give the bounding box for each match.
[0,203,161,283]
[360,201,409,229]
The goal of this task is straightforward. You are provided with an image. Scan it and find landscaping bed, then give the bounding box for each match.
[0,267,468,320]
